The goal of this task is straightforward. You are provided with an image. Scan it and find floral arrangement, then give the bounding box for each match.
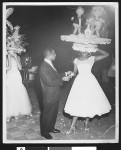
[21,54,32,70]
[6,8,28,54]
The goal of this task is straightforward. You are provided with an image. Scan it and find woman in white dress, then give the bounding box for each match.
[6,50,32,122]
[64,49,112,134]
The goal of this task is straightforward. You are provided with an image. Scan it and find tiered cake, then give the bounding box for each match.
[61,6,111,52]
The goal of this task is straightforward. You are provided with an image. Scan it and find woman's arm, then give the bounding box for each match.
[13,54,22,70]
[16,56,22,70]
[17,56,22,70]
[95,49,109,61]
[73,63,78,76]
[6,54,11,71]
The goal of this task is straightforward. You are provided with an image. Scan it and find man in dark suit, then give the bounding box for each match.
[39,48,71,139]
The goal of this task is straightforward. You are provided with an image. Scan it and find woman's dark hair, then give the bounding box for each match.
[77,51,93,56]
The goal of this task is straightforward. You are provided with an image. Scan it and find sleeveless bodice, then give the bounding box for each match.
[74,56,95,76]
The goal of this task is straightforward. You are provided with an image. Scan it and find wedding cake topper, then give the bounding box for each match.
[61,6,111,52]
[73,6,84,35]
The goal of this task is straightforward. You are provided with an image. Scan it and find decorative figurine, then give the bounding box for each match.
[73,6,84,35]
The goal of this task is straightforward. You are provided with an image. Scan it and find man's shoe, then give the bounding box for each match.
[50,128,60,133]
[41,133,53,139]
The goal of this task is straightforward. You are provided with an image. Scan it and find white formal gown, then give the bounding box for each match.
[64,56,111,118]
[6,56,32,118]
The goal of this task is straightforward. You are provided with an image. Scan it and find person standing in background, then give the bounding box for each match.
[6,51,32,122]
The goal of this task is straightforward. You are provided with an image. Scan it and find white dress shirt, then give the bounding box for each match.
[44,58,57,72]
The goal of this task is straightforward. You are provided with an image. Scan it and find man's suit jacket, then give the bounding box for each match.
[39,60,65,103]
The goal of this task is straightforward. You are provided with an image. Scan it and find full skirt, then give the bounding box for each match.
[64,73,112,118]
[6,70,32,118]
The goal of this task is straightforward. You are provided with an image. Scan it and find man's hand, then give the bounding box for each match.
[66,71,74,78]
[62,76,70,81]
[69,72,74,77]
[66,71,73,76]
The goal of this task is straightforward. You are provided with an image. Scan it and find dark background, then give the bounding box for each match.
[7,5,115,73]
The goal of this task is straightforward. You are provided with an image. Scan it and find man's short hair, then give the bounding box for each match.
[43,47,54,58]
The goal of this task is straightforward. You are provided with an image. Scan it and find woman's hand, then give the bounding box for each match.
[62,76,70,81]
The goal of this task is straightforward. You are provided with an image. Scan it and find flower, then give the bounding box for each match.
[6,8,28,54]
